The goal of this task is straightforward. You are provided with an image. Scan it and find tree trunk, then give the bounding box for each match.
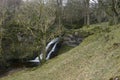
[84,0,90,26]
[113,14,119,25]
[56,0,63,34]
[112,0,119,24]
[86,0,90,26]
[41,28,47,64]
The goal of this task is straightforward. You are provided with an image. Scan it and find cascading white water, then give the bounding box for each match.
[29,37,60,63]
[46,38,59,50]
[46,42,58,60]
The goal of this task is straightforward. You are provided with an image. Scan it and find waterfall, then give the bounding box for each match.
[46,38,59,50]
[29,37,60,63]
[46,42,58,60]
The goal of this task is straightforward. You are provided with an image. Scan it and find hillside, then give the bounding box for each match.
[1,23,120,80]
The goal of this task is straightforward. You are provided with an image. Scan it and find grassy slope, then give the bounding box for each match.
[1,23,120,80]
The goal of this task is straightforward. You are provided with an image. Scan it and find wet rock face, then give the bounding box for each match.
[63,33,84,47]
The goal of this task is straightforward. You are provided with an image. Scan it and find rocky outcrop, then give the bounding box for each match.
[63,32,84,47]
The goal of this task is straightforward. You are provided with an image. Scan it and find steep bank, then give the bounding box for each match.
[1,23,120,80]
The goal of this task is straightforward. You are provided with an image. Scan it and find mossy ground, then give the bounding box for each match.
[1,23,120,80]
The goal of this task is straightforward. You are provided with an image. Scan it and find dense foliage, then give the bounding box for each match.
[0,0,120,67]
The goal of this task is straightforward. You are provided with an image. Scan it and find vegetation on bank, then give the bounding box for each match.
[0,0,120,79]
[1,23,120,80]
[0,0,120,67]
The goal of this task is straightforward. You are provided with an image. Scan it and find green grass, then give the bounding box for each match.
[57,45,75,55]
[1,24,120,80]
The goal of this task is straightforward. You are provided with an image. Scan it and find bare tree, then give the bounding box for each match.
[84,0,90,26]
[99,0,120,25]
[56,0,63,34]
[16,0,56,63]
[0,0,8,61]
